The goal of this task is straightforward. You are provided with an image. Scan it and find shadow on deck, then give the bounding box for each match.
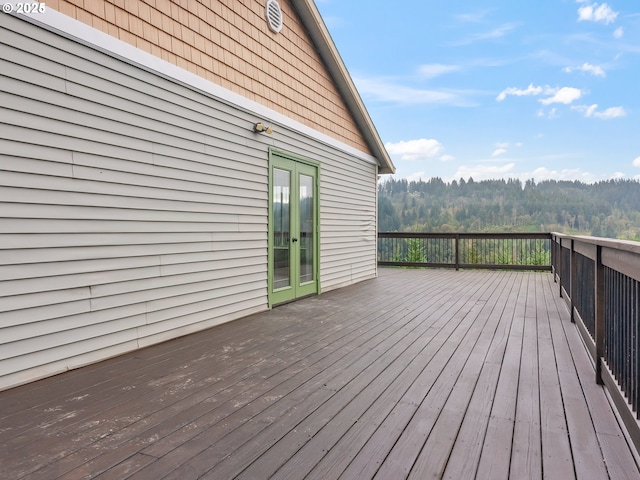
[1,269,639,479]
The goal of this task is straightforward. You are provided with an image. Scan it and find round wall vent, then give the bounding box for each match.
[265,0,283,34]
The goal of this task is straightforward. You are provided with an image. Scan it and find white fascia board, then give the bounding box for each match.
[4,3,379,167]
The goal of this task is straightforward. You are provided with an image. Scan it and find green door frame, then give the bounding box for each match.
[268,148,320,307]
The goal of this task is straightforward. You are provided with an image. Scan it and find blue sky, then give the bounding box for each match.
[315,0,640,183]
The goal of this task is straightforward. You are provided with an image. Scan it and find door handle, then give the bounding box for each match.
[292,237,298,242]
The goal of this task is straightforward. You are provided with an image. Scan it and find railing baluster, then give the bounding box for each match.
[559,239,564,297]
[595,245,605,385]
[636,281,640,417]
[625,275,630,398]
[623,273,627,383]
[571,239,576,323]
[616,272,621,384]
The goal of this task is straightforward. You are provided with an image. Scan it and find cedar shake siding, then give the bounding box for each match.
[43,0,371,153]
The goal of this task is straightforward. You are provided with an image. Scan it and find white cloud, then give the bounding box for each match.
[540,87,583,105]
[577,2,618,24]
[584,104,599,117]
[572,104,627,119]
[498,84,583,105]
[496,83,544,101]
[491,142,522,156]
[451,23,519,46]
[385,139,444,161]
[527,167,598,183]
[537,107,559,119]
[415,159,623,184]
[419,64,462,79]
[633,157,640,167]
[440,154,455,162]
[492,148,508,157]
[614,26,624,38]
[596,106,626,119]
[454,11,489,23]
[354,77,469,106]
[406,171,427,183]
[452,163,516,181]
[475,23,519,40]
[564,63,606,77]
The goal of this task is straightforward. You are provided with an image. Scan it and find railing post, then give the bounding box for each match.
[455,234,460,271]
[551,234,556,281]
[558,238,563,298]
[595,245,605,385]
[570,239,576,323]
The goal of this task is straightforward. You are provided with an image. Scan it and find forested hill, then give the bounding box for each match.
[378,177,640,240]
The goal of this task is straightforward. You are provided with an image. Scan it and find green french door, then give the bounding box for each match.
[269,150,319,306]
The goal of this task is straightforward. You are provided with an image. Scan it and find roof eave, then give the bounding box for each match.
[291,0,395,174]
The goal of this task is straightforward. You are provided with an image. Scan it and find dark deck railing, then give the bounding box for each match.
[378,232,551,271]
[552,233,640,452]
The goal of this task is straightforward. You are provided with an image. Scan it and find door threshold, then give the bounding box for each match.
[271,292,318,308]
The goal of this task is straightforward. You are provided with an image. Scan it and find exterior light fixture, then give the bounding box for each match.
[254,122,273,135]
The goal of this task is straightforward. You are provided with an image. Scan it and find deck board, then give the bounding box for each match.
[406,272,514,479]
[1,269,638,479]
[475,274,527,479]
[510,274,542,480]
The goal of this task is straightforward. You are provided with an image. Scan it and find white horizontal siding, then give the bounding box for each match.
[0,13,379,390]
[0,242,216,265]
[0,203,260,227]
[0,288,91,313]
[0,167,262,208]
[1,339,142,390]
[0,232,230,249]
[0,14,273,391]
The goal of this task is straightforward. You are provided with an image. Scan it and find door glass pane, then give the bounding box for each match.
[299,174,314,284]
[273,168,290,289]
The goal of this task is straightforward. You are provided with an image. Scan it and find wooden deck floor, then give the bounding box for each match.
[1,269,639,479]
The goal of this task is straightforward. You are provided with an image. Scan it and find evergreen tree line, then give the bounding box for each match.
[378,177,640,240]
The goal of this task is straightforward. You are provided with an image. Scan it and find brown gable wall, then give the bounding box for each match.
[44,0,371,154]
